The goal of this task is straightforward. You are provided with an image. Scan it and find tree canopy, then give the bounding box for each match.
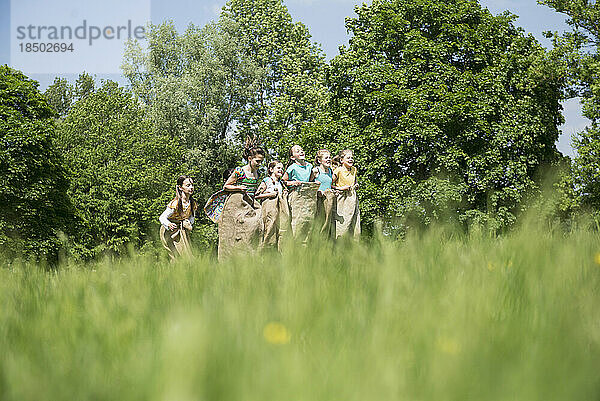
[327,0,565,232]
[0,65,72,261]
[541,0,600,217]
[55,79,181,258]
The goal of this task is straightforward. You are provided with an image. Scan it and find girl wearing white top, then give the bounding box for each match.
[159,175,197,259]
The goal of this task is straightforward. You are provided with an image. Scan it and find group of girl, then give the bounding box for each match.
[159,139,360,259]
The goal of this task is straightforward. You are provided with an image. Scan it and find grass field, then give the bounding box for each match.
[1,223,600,400]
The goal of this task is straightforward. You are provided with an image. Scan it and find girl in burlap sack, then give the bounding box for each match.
[159,175,198,259]
[312,149,336,238]
[332,149,361,239]
[282,145,320,243]
[255,160,286,248]
[207,137,265,259]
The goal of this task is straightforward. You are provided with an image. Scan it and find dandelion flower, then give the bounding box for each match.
[594,253,600,266]
[263,322,291,345]
[436,337,460,355]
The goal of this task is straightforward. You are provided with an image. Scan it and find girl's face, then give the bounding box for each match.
[291,145,305,162]
[180,178,194,195]
[272,163,284,179]
[342,152,354,168]
[250,154,265,170]
[319,152,331,167]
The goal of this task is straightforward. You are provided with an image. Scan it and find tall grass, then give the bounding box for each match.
[1,223,600,400]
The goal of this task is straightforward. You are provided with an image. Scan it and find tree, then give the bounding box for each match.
[44,77,73,117]
[55,80,181,258]
[0,65,72,261]
[541,0,600,217]
[219,0,331,157]
[327,0,564,233]
[122,21,257,201]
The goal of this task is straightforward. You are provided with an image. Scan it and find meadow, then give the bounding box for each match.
[1,223,600,401]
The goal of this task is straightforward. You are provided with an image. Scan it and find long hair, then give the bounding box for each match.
[243,135,266,161]
[332,149,353,168]
[175,175,196,217]
[222,168,234,184]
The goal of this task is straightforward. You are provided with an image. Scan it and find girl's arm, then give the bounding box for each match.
[310,166,319,182]
[254,181,274,200]
[331,171,341,190]
[283,170,300,187]
[352,167,359,189]
[159,207,178,231]
[223,170,247,192]
[331,172,350,191]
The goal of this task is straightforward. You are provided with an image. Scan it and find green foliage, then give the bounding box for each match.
[220,0,330,157]
[55,79,181,259]
[122,21,252,200]
[44,77,73,117]
[2,226,600,400]
[327,0,564,232]
[44,72,96,118]
[541,0,600,218]
[0,65,72,261]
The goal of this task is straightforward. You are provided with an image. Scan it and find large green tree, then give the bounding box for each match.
[541,0,600,216]
[220,0,330,156]
[122,21,257,200]
[44,72,96,118]
[55,80,180,258]
[0,66,72,261]
[328,0,565,232]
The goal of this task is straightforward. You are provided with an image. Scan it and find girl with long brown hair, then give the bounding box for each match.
[159,175,198,259]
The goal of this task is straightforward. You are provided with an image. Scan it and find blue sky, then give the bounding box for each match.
[0,0,587,156]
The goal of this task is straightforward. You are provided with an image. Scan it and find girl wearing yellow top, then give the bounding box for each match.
[332,149,360,239]
[159,175,198,259]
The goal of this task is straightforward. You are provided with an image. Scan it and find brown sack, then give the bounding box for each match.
[218,193,263,260]
[160,223,193,260]
[287,182,320,244]
[335,189,361,239]
[315,189,336,238]
[277,189,292,251]
[261,196,280,248]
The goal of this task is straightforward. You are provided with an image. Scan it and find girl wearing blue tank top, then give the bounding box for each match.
[282,144,314,187]
[311,149,333,196]
[312,149,335,237]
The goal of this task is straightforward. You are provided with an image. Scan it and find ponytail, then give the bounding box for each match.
[243,135,266,161]
[175,175,196,217]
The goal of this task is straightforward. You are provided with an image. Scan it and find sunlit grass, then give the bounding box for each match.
[1,223,600,400]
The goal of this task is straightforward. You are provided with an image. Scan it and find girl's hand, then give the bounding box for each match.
[238,185,248,191]
[183,219,193,231]
[312,167,319,176]
[288,180,301,187]
[168,222,178,231]
[270,192,278,199]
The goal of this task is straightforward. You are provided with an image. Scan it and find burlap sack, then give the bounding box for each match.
[277,189,292,251]
[335,189,361,239]
[218,192,263,259]
[160,222,193,260]
[261,196,279,248]
[287,182,320,243]
[315,189,336,238]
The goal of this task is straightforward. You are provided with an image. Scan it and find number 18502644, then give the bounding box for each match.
[19,43,74,52]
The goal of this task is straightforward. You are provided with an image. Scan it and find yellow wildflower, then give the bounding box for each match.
[594,253,600,266]
[436,337,460,355]
[263,322,291,345]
